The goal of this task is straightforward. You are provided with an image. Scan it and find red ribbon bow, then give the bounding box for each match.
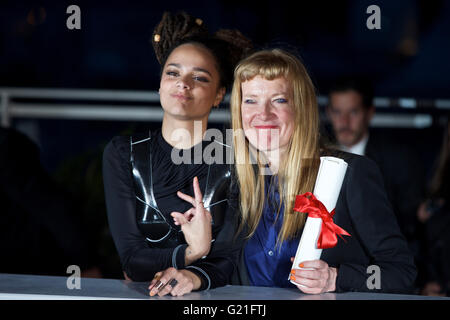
[294,192,351,249]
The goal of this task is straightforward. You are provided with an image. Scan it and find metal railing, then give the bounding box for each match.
[0,87,234,127]
[1,87,449,128]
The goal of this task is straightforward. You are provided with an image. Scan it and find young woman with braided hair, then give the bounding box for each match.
[103,11,252,296]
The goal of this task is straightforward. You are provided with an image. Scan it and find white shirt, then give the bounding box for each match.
[339,133,369,156]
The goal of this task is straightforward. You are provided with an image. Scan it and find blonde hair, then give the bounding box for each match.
[231,49,320,245]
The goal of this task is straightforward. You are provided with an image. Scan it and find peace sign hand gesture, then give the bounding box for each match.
[171,176,212,265]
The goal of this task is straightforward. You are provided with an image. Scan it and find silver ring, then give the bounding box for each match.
[155,280,164,290]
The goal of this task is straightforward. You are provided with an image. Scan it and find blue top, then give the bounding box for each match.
[244,176,300,288]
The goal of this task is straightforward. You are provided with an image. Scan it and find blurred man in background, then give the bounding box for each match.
[326,78,425,268]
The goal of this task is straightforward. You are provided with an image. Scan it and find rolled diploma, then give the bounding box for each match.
[290,156,348,284]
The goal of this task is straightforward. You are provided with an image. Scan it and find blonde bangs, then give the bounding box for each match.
[235,49,296,84]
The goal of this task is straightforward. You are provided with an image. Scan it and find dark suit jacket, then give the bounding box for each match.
[231,151,417,294]
[0,127,92,275]
[364,132,425,242]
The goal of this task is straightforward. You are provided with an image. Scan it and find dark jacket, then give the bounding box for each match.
[365,132,425,242]
[0,127,92,275]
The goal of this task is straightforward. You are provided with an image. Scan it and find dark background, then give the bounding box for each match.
[1,0,450,97]
[1,0,449,280]
[1,0,449,169]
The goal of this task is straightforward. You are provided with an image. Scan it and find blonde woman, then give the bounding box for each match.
[230,49,416,294]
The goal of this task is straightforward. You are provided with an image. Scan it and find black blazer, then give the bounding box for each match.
[231,151,417,294]
[0,127,92,274]
[364,132,425,242]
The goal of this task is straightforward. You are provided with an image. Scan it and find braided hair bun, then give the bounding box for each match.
[152,11,209,64]
[151,11,253,89]
[214,29,254,67]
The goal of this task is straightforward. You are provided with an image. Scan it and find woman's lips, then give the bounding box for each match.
[171,93,192,101]
[254,125,278,129]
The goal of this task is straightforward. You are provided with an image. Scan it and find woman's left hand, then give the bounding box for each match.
[149,267,201,297]
[289,258,338,294]
[171,176,212,264]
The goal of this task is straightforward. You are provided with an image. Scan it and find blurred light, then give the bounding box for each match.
[398,37,418,56]
[436,100,450,110]
[371,114,432,128]
[373,97,390,108]
[26,7,47,26]
[398,98,417,108]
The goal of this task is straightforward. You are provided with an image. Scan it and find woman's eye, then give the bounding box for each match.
[274,98,288,103]
[166,71,179,77]
[243,99,256,104]
[193,76,209,83]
